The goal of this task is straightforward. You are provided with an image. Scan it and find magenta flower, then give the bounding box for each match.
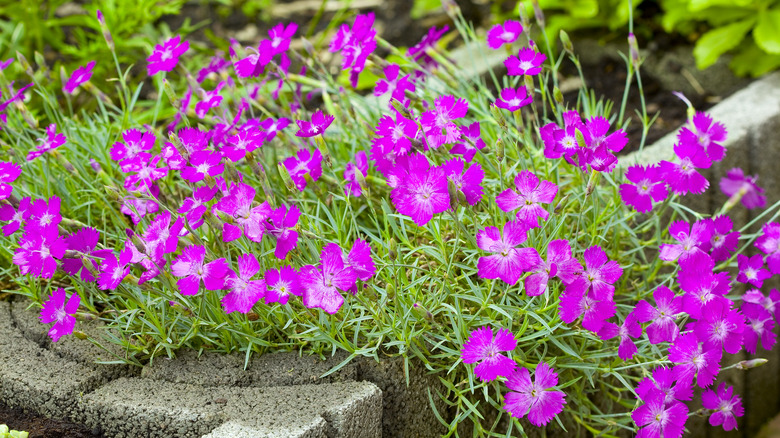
[578,245,623,301]
[344,151,368,197]
[0,196,31,236]
[260,117,290,141]
[719,168,766,209]
[13,226,66,279]
[97,247,133,290]
[62,227,101,282]
[299,244,358,314]
[518,239,582,297]
[233,40,273,78]
[283,148,323,192]
[699,215,739,262]
[693,300,744,354]
[503,363,566,426]
[178,185,218,230]
[122,195,159,225]
[487,20,522,49]
[558,280,616,332]
[268,22,298,55]
[407,25,449,78]
[504,47,546,76]
[139,211,184,267]
[741,303,776,354]
[633,286,683,344]
[702,383,744,431]
[39,288,80,342]
[540,111,586,160]
[659,220,710,264]
[295,110,335,137]
[181,150,224,183]
[678,252,730,319]
[677,112,727,162]
[737,254,770,288]
[756,222,780,274]
[330,13,377,87]
[266,204,300,259]
[27,124,66,161]
[743,288,780,322]
[476,220,530,285]
[265,266,302,305]
[26,196,62,233]
[222,254,266,314]
[63,61,95,94]
[632,389,688,438]
[0,161,22,201]
[389,153,450,226]
[194,81,226,118]
[668,332,722,387]
[224,128,265,162]
[460,326,516,382]
[495,87,533,112]
[370,112,417,174]
[178,127,209,154]
[420,95,468,149]
[147,35,189,76]
[196,56,230,82]
[122,155,169,192]
[496,170,557,228]
[659,141,711,195]
[636,366,693,405]
[619,164,668,213]
[373,64,415,108]
[442,158,484,206]
[345,238,376,284]
[110,129,155,165]
[449,122,485,163]
[213,182,270,242]
[171,245,229,295]
[597,313,642,360]
[578,116,628,173]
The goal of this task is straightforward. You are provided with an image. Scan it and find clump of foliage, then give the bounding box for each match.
[0,3,779,437]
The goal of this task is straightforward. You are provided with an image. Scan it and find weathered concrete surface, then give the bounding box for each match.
[81,378,381,438]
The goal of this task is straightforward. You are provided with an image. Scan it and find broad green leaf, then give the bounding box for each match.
[730,41,780,77]
[693,18,756,69]
[569,0,599,18]
[690,0,754,12]
[754,9,780,54]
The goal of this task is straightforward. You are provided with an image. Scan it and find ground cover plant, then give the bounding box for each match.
[1,3,779,437]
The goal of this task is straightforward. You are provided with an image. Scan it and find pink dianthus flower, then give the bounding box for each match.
[147,35,189,76]
[40,288,80,342]
[460,326,516,382]
[503,363,566,426]
[486,20,522,49]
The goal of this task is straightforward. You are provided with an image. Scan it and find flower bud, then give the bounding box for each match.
[560,30,573,54]
[15,51,34,78]
[163,78,180,109]
[628,33,641,70]
[97,10,115,50]
[247,312,259,321]
[524,75,535,97]
[277,163,297,192]
[104,185,122,201]
[73,330,88,340]
[553,86,564,105]
[531,0,545,28]
[737,358,768,370]
[496,137,505,163]
[89,158,102,173]
[554,194,569,213]
[448,178,460,210]
[391,99,413,120]
[388,238,397,261]
[490,105,508,131]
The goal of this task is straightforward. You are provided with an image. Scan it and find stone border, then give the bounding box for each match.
[2,74,780,438]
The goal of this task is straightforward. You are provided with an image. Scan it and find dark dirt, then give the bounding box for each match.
[0,401,103,438]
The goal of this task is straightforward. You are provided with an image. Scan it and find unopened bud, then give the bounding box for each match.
[553,86,564,105]
[277,163,297,192]
[496,137,505,163]
[96,10,115,51]
[560,30,573,54]
[15,51,34,78]
[524,75,535,97]
[554,194,569,213]
[448,179,460,210]
[388,238,397,261]
[519,4,531,30]
[531,0,545,28]
[391,99,413,119]
[73,330,88,340]
[490,105,508,131]
[247,312,259,321]
[442,0,460,18]
[131,234,147,253]
[164,79,180,109]
[628,33,640,70]
[105,185,122,201]
[737,358,768,370]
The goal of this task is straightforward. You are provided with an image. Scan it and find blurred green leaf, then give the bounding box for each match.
[693,17,755,69]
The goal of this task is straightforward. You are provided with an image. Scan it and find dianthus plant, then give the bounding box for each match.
[1,6,779,438]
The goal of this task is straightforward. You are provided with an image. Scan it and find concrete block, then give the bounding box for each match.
[9,298,137,381]
[141,349,357,387]
[80,378,381,438]
[357,355,448,438]
[0,301,105,421]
